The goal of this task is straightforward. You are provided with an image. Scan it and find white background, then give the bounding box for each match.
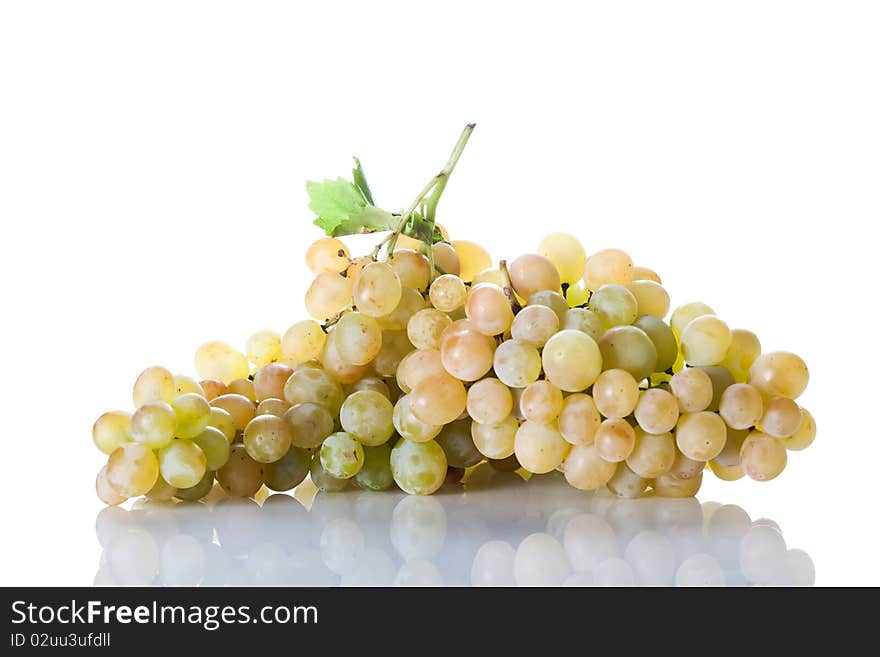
[1,0,878,585]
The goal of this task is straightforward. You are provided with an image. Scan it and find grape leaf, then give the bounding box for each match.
[307,177,366,234]
[403,213,443,244]
[329,205,396,237]
[352,157,374,205]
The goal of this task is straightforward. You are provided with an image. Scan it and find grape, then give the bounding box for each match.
[306,237,350,274]
[538,232,586,285]
[252,362,293,402]
[594,418,636,462]
[306,454,347,492]
[429,274,467,312]
[217,445,264,497]
[393,395,442,443]
[748,351,809,400]
[353,262,402,317]
[96,466,127,506]
[783,408,815,451]
[588,284,638,327]
[606,463,648,498]
[173,375,205,398]
[319,432,364,479]
[207,407,236,443]
[713,426,749,467]
[408,371,467,425]
[93,411,132,455]
[739,431,787,481]
[226,378,256,402]
[191,426,231,470]
[349,376,391,399]
[495,339,543,388]
[284,402,334,449]
[631,266,662,284]
[634,388,679,434]
[378,287,427,331]
[519,380,563,424]
[209,393,257,431]
[321,330,371,384]
[592,369,639,419]
[345,255,373,283]
[194,342,250,384]
[719,383,764,430]
[508,253,561,299]
[372,330,413,378]
[653,471,703,498]
[388,250,431,290]
[557,394,601,446]
[174,470,215,501]
[432,242,461,276]
[626,428,675,479]
[243,414,293,463]
[407,308,452,350]
[436,418,483,468]
[583,249,633,290]
[145,474,176,501]
[390,438,448,495]
[305,272,354,321]
[598,326,657,382]
[670,302,715,338]
[631,316,677,372]
[564,444,617,491]
[396,348,444,393]
[489,454,522,472]
[565,282,589,307]
[466,283,514,336]
[675,412,727,461]
[527,290,569,323]
[467,377,513,425]
[514,421,571,474]
[170,392,211,439]
[333,311,383,366]
[283,367,344,415]
[626,280,670,319]
[721,329,761,382]
[561,308,604,342]
[696,365,735,412]
[157,440,207,489]
[669,367,714,412]
[759,397,802,438]
[708,461,744,481]
[680,315,732,366]
[199,379,227,401]
[132,366,176,409]
[281,320,326,364]
[542,330,602,392]
[245,330,282,368]
[356,443,395,491]
[130,401,177,449]
[452,240,492,282]
[340,390,395,446]
[511,304,559,347]
[471,416,518,459]
[440,325,495,381]
[667,450,705,480]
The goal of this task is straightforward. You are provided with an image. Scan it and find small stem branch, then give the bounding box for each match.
[498,260,522,314]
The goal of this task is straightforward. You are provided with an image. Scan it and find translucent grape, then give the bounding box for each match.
[207,406,236,443]
[783,408,815,451]
[309,454,349,493]
[93,411,132,455]
[199,379,227,401]
[255,398,290,418]
[281,320,326,364]
[440,326,495,381]
[217,445,264,497]
[243,414,293,463]
[667,450,705,480]
[305,272,353,321]
[631,266,661,283]
[739,431,787,481]
[631,316,677,372]
[488,454,522,472]
[606,463,648,498]
[227,378,256,401]
[452,240,492,282]
[321,330,371,384]
[721,329,761,382]
[407,308,452,350]
[511,304,559,347]
[519,380,564,424]
[173,375,205,398]
[669,367,714,413]
[748,352,809,400]
[541,330,602,392]
[132,366,176,407]
[145,474,176,501]
[396,348,444,393]
[467,377,513,425]
[353,262,402,317]
[719,383,764,430]
[371,329,413,377]
[333,311,383,366]
[495,339,543,388]
[130,401,177,449]
[408,371,467,425]
[174,470,215,502]
[670,302,715,338]
[709,461,744,481]
[592,369,639,419]
[561,308,604,342]
[320,432,364,479]
[393,395,442,443]
[564,444,617,491]
[583,249,633,290]
[508,253,561,298]
[538,232,586,285]
[246,330,282,368]
[598,326,657,383]
[514,421,571,474]
[191,426,231,470]
[170,393,211,439]
[96,465,127,506]
[157,440,207,489]
[283,367,344,415]
[355,443,395,491]
[627,280,670,318]
[557,394,601,446]
[432,242,461,276]
[390,438,448,495]
[472,267,505,287]
[696,365,735,412]
[680,315,732,366]
[653,471,703,498]
[471,416,518,459]
[377,287,427,331]
[594,418,636,462]
[626,428,675,479]
[466,283,514,336]
[349,376,391,400]
[436,418,483,468]
[252,362,293,402]
[565,282,589,307]
[389,249,431,290]
[634,389,679,434]
[429,274,467,312]
[759,397,802,438]
[305,237,350,274]
[675,412,727,461]
[340,390,395,446]
[588,284,638,327]
[284,402,334,448]
[527,290,569,323]
[209,394,257,431]
[713,426,749,467]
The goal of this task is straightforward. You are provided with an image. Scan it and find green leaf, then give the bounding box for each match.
[306,177,365,234]
[402,212,444,245]
[352,157,374,205]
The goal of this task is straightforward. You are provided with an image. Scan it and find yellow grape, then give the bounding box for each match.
[96,465,127,506]
[429,274,467,312]
[440,326,495,381]
[626,280,670,318]
[631,266,662,283]
[519,380,564,424]
[283,366,344,415]
[305,237,350,274]
[631,316,677,373]
[667,450,705,480]
[583,249,633,290]
[588,284,638,327]
[378,287,427,331]
[748,351,809,400]
[592,369,639,419]
[494,339,543,388]
[132,366,176,407]
[713,425,749,467]
[564,444,617,490]
[514,421,571,474]
[466,283,514,336]
[199,379,227,401]
[145,475,176,501]
[305,272,354,321]
[207,407,236,443]
[396,348,444,393]
[432,242,461,276]
[626,428,675,479]
[171,392,211,439]
[511,304,559,347]
[339,390,395,446]
[719,383,764,430]
[106,443,159,497]
[670,302,715,338]
[675,411,727,461]
[471,416,518,459]
[194,341,250,384]
[372,329,414,378]
[598,326,657,383]
[562,308,604,342]
[606,463,648,498]
[708,461,744,481]
[557,393,601,446]
[393,395,442,443]
[390,438,447,495]
[227,378,256,401]
[173,375,205,398]
[285,402,334,448]
[669,367,714,413]
[253,362,293,402]
[452,240,492,282]
[333,311,383,366]
[243,414,293,463]
[389,250,431,291]
[542,330,602,392]
[281,320,327,365]
[217,445,264,497]
[209,393,257,431]
[321,330,371,384]
[565,281,589,307]
[407,308,452,350]
[721,329,761,382]
[408,371,467,425]
[472,268,505,287]
[508,253,561,299]
[255,398,290,418]
[245,330,282,368]
[680,316,732,366]
[92,411,132,455]
[739,431,787,481]
[783,407,815,451]
[594,418,636,462]
[759,397,802,438]
[349,377,391,399]
[353,261,402,317]
[157,440,207,489]
[653,471,703,498]
[467,378,513,425]
[538,232,586,285]
[130,401,177,449]
[634,388,679,434]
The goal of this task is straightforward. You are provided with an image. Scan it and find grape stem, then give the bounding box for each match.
[498,260,522,313]
[370,123,476,260]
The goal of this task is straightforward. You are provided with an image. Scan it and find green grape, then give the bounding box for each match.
[355,443,395,491]
[194,341,250,385]
[283,366,345,415]
[305,272,354,321]
[393,395,442,443]
[721,329,761,382]
[565,281,589,307]
[542,330,602,392]
[511,304,559,347]
[264,446,310,491]
[174,470,215,501]
[130,401,177,449]
[217,445,264,497]
[429,274,467,312]
[340,390,395,446]
[588,284,638,327]
[309,455,349,492]
[407,308,452,350]
[514,421,571,474]
[436,418,483,468]
[626,280,670,319]
[583,248,633,290]
[748,351,809,400]
[353,261,402,317]
[390,438,448,495]
[561,308,604,342]
[632,316,677,373]
[334,311,383,365]
[451,240,492,282]
[783,407,815,451]
[598,326,657,383]
[538,232,586,285]
[670,302,715,338]
[471,416,518,459]
[372,329,413,378]
[466,283,514,336]
[320,432,364,479]
[680,315,732,366]
[157,440,207,489]
[171,393,211,439]
[243,414,293,463]
[207,406,236,444]
[245,330,282,368]
[281,319,326,364]
[173,374,205,398]
[508,253,561,298]
[132,366,176,407]
[92,411,132,455]
[191,426,231,470]
[527,289,569,323]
